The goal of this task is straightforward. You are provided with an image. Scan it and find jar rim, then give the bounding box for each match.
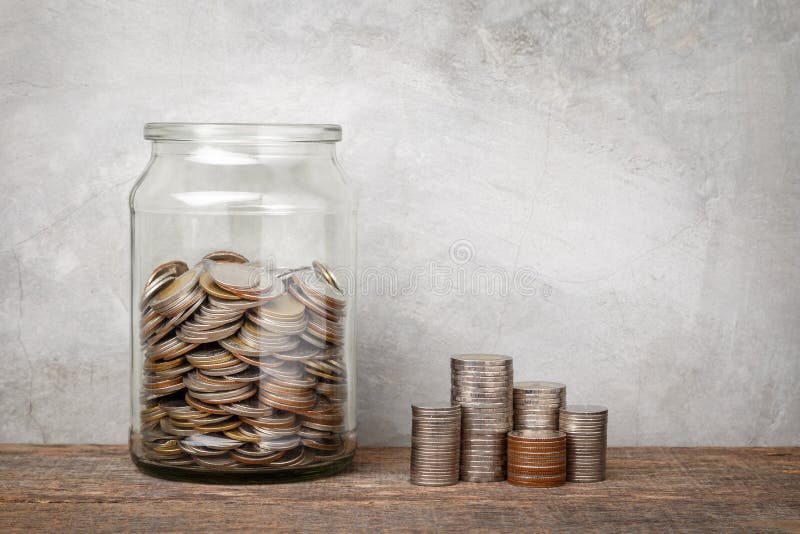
[144,123,342,143]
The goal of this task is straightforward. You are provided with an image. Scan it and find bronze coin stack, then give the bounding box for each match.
[513,381,567,431]
[410,404,461,486]
[451,354,513,482]
[506,429,567,487]
[559,405,608,482]
[137,250,353,470]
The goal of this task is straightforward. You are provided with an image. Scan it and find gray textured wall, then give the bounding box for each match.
[1,0,798,446]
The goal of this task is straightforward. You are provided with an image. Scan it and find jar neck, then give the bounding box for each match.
[151,141,338,160]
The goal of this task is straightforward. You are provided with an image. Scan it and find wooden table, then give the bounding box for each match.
[1,445,798,532]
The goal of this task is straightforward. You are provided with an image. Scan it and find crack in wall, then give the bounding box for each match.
[1,176,136,254]
[12,248,47,443]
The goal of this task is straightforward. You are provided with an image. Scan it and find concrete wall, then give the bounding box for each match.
[1,0,798,445]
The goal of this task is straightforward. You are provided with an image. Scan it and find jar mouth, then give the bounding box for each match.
[144,123,342,143]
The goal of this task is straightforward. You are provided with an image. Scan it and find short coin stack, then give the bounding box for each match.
[513,381,567,431]
[559,405,608,482]
[451,354,513,482]
[506,429,567,487]
[410,404,461,486]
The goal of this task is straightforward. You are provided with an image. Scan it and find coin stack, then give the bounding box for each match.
[410,404,461,486]
[451,354,513,482]
[559,405,608,482]
[506,429,567,487]
[513,381,567,431]
[137,250,354,471]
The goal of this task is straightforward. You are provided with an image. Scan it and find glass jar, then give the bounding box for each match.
[129,123,357,482]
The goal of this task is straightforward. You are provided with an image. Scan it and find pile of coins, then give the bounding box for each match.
[451,354,513,482]
[506,429,567,487]
[513,381,566,431]
[410,404,461,486]
[559,405,608,482]
[136,250,355,471]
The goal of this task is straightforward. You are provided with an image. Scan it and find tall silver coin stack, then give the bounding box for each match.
[513,381,567,431]
[559,404,608,482]
[451,354,513,482]
[410,404,461,486]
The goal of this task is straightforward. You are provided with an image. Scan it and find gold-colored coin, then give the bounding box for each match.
[202,250,249,263]
[223,428,262,443]
[199,271,241,300]
[312,260,341,291]
[195,418,242,433]
[259,292,305,319]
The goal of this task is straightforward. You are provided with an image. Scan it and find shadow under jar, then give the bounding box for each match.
[129,123,357,483]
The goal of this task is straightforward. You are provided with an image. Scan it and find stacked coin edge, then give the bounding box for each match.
[559,404,608,483]
[451,354,513,483]
[410,404,461,486]
[506,429,567,487]
[513,381,566,431]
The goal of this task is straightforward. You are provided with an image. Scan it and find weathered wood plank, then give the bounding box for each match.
[0,446,798,532]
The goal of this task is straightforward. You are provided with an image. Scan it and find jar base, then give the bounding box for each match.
[131,453,355,484]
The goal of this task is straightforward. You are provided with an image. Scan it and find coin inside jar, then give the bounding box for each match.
[137,253,351,473]
[202,250,249,263]
[312,260,341,291]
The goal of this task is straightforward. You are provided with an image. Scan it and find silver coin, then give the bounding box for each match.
[561,418,607,425]
[508,429,565,440]
[452,367,512,374]
[412,450,460,457]
[514,381,565,391]
[455,400,510,408]
[516,421,560,427]
[412,445,461,453]
[412,424,461,431]
[514,409,559,420]
[460,444,506,451]
[452,391,511,399]
[561,404,607,414]
[412,413,462,420]
[516,418,560,425]
[461,437,508,443]
[412,404,460,412]
[460,408,514,417]
[459,455,506,462]
[461,421,511,427]
[411,477,459,483]
[412,436,461,443]
[459,465,506,471]
[412,425,461,432]
[514,389,564,395]
[566,438,608,443]
[560,416,608,424]
[451,354,513,364]
[561,427,608,434]
[412,451,461,458]
[411,464,460,471]
[452,376,512,383]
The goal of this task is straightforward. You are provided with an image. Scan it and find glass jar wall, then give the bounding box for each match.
[129,123,357,482]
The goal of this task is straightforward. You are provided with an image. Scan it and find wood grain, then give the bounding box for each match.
[0,446,798,532]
